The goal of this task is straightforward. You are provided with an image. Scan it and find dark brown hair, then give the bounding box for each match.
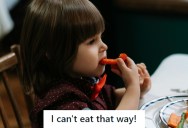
[20,0,105,96]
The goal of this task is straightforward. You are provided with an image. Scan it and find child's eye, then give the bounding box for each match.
[87,39,95,45]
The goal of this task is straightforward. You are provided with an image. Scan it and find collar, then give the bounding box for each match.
[90,74,107,100]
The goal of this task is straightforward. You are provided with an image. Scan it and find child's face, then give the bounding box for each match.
[72,33,108,77]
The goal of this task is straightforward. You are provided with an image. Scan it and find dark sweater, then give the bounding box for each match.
[30,77,116,128]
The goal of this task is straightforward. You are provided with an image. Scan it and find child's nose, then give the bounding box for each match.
[101,42,108,51]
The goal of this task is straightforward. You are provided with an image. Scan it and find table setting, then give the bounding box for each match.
[140,95,188,128]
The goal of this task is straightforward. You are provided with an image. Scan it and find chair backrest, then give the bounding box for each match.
[0,44,33,128]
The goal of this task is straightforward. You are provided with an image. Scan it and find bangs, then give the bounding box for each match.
[61,0,105,44]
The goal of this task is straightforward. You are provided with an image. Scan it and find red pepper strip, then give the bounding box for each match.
[100,53,127,65]
[119,53,127,61]
[111,53,127,69]
[100,59,117,65]
[91,74,107,100]
[185,111,188,119]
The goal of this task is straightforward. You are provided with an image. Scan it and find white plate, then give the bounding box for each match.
[160,99,188,127]
[140,95,188,128]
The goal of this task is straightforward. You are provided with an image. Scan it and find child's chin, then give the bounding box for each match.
[96,65,106,76]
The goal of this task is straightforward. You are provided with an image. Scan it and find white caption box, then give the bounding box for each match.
[44,110,145,128]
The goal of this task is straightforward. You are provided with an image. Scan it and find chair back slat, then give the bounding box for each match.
[1,72,24,128]
[0,96,10,128]
[0,44,32,128]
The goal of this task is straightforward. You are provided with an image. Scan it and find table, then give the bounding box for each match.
[139,53,188,127]
[140,53,188,106]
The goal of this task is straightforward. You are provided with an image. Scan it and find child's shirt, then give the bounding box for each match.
[30,77,116,128]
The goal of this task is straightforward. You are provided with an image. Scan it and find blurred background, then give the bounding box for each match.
[1,0,188,87]
[0,0,28,54]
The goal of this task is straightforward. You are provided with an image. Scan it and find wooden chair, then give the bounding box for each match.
[0,44,33,128]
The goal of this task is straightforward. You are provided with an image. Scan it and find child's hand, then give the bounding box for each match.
[137,63,151,98]
[111,57,139,87]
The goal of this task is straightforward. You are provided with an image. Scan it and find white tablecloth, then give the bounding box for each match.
[140,53,188,106]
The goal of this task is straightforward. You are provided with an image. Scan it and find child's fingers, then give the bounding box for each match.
[137,63,146,72]
[138,63,146,68]
[137,63,150,77]
[116,58,128,71]
[124,57,137,69]
[137,66,143,76]
[111,58,127,76]
[137,67,144,83]
[140,77,152,98]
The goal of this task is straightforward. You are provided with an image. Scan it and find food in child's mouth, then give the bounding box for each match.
[100,53,127,65]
